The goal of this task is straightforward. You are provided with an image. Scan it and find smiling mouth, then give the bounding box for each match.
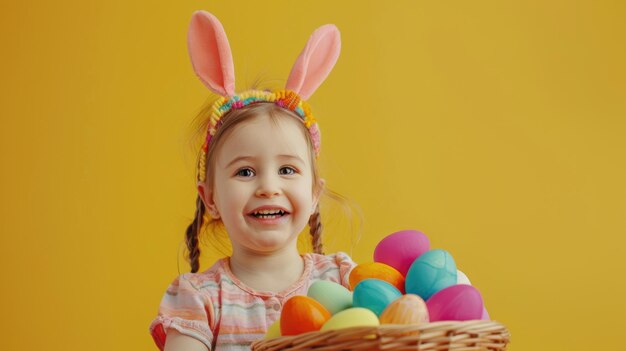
[249,209,289,219]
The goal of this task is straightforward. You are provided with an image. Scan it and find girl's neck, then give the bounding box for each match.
[229,245,305,293]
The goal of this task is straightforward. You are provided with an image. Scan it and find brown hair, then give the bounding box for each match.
[185,102,332,273]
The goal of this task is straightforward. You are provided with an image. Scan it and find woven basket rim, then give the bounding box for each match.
[251,319,510,351]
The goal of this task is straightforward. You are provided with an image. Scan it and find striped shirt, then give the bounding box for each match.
[149,252,356,351]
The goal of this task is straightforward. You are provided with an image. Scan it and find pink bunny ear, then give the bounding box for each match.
[187,11,235,97]
[286,24,341,100]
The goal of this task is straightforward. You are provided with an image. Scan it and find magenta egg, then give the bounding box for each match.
[373,230,430,276]
[426,284,484,322]
[481,306,490,320]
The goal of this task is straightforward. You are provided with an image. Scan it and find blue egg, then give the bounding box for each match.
[352,278,402,317]
[405,249,457,300]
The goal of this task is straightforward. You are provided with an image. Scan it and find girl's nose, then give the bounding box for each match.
[255,175,282,198]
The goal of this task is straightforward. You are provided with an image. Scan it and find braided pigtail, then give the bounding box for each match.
[185,195,205,273]
[308,204,324,255]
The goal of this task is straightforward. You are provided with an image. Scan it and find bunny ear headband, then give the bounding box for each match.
[188,11,341,182]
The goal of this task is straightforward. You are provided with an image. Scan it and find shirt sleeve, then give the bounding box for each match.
[334,251,357,290]
[149,274,215,351]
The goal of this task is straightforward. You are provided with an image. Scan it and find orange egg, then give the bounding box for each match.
[349,262,406,293]
[379,294,429,325]
[280,296,331,336]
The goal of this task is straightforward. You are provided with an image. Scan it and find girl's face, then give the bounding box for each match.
[200,113,320,254]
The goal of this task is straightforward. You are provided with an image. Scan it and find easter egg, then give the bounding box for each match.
[280,296,331,335]
[320,307,379,331]
[353,278,402,317]
[307,280,353,315]
[456,269,471,285]
[379,294,429,325]
[481,306,490,320]
[426,284,484,322]
[349,262,406,293]
[374,230,430,276]
[264,318,281,339]
[405,249,457,300]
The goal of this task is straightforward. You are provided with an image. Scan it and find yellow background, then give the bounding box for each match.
[1,1,624,350]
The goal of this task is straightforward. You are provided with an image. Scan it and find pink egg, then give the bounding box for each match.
[426,284,484,322]
[481,306,490,320]
[374,230,430,276]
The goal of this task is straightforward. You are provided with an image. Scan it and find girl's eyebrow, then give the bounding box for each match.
[225,155,255,168]
[278,154,305,164]
[225,154,305,168]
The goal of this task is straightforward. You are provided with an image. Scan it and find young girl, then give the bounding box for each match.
[149,11,355,351]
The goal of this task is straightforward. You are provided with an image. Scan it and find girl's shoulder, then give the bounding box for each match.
[305,251,356,289]
[306,251,356,267]
[173,258,230,293]
[150,261,227,350]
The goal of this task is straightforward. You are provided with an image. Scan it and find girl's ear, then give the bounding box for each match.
[285,24,341,100]
[187,11,236,97]
[312,178,326,212]
[197,181,220,219]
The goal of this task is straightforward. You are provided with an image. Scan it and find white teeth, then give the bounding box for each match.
[252,209,285,217]
[257,214,279,219]
[254,209,283,215]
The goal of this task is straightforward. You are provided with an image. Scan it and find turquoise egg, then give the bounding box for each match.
[405,249,457,300]
[353,278,402,317]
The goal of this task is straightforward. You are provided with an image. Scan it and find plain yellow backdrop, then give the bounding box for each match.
[1,0,625,350]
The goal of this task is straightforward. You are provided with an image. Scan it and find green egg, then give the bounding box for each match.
[307,280,353,315]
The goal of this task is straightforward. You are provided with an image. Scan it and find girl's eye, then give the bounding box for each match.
[279,166,297,175]
[236,168,255,177]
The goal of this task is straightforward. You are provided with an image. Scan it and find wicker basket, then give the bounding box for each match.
[251,320,510,351]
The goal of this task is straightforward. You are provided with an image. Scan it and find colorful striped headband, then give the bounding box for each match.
[188,11,341,182]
